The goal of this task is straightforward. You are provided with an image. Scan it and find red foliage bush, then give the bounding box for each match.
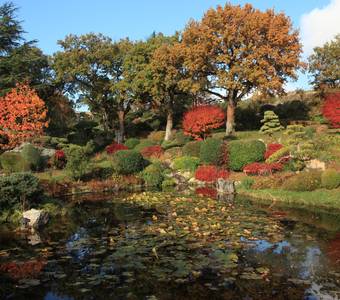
[51,150,67,169]
[243,162,283,176]
[183,105,225,140]
[264,143,283,159]
[195,165,229,182]
[195,187,217,198]
[106,142,128,154]
[322,92,340,128]
[0,259,46,280]
[140,145,164,158]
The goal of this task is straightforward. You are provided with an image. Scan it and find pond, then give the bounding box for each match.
[0,191,340,300]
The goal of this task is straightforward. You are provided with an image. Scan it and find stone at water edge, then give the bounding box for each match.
[216,179,235,194]
[305,159,326,171]
[22,209,49,230]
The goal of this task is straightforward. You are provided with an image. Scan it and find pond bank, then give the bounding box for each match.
[238,187,340,211]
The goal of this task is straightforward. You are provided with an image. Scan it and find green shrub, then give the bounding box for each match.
[134,139,157,152]
[200,138,223,165]
[259,110,283,135]
[162,178,176,190]
[161,140,182,150]
[211,132,226,140]
[240,176,255,190]
[112,150,145,175]
[147,131,165,143]
[174,130,191,145]
[163,147,183,159]
[124,138,140,149]
[0,173,40,210]
[0,152,30,173]
[283,159,305,172]
[282,171,321,191]
[182,141,202,157]
[65,145,90,180]
[228,140,266,171]
[173,156,200,172]
[141,162,164,187]
[321,169,340,189]
[84,140,97,155]
[21,144,43,171]
[265,146,290,163]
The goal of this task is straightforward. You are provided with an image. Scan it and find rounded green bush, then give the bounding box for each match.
[173,156,200,172]
[282,171,321,191]
[141,163,164,187]
[0,152,30,173]
[112,150,145,175]
[124,138,140,149]
[21,144,43,171]
[65,145,90,180]
[200,138,223,165]
[134,139,157,152]
[182,141,202,157]
[228,140,266,171]
[321,169,340,189]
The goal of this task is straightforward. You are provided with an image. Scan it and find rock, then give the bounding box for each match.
[27,232,42,245]
[216,179,235,194]
[23,209,49,229]
[40,148,56,158]
[305,159,326,171]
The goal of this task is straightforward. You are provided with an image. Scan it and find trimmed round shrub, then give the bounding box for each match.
[21,144,43,171]
[0,152,30,173]
[124,138,140,149]
[282,171,321,191]
[147,131,165,143]
[65,145,90,180]
[321,169,340,189]
[194,165,229,182]
[141,163,164,187]
[106,142,128,155]
[228,140,266,171]
[134,139,158,152]
[112,150,145,175]
[172,156,200,172]
[199,138,223,165]
[140,145,164,159]
[182,141,202,157]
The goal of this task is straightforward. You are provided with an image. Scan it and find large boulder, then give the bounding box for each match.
[23,209,49,230]
[305,159,326,171]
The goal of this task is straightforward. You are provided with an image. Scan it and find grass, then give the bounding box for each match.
[238,187,340,211]
[36,169,70,182]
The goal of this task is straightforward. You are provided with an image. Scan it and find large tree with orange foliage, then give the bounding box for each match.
[181,3,303,135]
[0,84,48,150]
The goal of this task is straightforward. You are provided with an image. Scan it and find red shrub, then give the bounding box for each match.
[140,145,164,158]
[195,187,217,198]
[243,162,283,176]
[322,92,340,128]
[50,150,67,169]
[264,143,283,159]
[183,105,225,140]
[195,165,229,182]
[106,142,128,154]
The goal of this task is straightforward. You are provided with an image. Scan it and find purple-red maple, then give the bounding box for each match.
[322,92,340,128]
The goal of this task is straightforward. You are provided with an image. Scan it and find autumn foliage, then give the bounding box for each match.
[195,165,229,182]
[0,84,48,150]
[183,105,225,140]
[322,92,340,128]
[243,162,283,176]
[264,143,283,159]
[140,145,164,159]
[106,142,128,154]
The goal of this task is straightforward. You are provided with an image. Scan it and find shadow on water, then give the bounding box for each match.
[0,191,340,300]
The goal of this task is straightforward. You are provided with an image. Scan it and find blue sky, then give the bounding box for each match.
[5,0,338,90]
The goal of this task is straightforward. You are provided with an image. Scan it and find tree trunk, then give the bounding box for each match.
[226,99,236,136]
[115,110,125,144]
[164,110,173,141]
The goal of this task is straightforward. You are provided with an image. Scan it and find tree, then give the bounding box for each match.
[322,92,340,128]
[0,2,49,95]
[0,84,48,150]
[181,3,302,135]
[308,34,340,90]
[53,34,133,142]
[183,105,225,140]
[260,111,283,135]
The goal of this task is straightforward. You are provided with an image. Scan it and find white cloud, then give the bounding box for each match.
[300,0,340,56]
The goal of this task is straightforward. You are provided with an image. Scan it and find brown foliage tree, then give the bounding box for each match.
[181,3,303,135]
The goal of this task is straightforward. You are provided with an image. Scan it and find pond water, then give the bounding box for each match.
[0,191,340,300]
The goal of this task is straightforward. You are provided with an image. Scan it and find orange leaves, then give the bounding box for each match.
[183,105,225,140]
[0,83,48,150]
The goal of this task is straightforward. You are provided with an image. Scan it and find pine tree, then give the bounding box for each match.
[260,111,283,135]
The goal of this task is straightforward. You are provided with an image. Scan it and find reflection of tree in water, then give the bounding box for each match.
[326,233,340,266]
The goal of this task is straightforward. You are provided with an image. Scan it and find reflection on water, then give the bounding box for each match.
[0,193,339,300]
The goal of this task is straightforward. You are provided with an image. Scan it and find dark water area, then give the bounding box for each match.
[0,192,340,300]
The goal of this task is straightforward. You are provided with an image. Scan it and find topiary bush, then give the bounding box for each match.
[282,171,321,191]
[124,138,140,149]
[172,156,200,172]
[228,140,266,171]
[0,173,40,210]
[182,141,202,157]
[134,139,158,152]
[260,110,283,135]
[21,144,43,171]
[65,145,90,180]
[321,169,340,189]
[0,152,30,173]
[141,162,165,187]
[112,150,145,175]
[199,138,223,165]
